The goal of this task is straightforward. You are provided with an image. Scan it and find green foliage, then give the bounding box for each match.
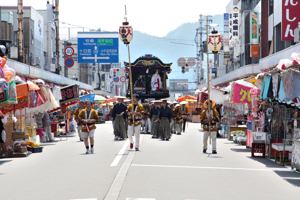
[230,130,246,135]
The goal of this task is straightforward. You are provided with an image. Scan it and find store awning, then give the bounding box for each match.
[177,95,197,102]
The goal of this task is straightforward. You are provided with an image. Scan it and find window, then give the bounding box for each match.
[269,0,273,16]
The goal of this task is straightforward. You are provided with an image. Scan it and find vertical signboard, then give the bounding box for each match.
[232,6,240,43]
[250,12,259,44]
[250,45,259,57]
[282,0,300,41]
[224,13,230,64]
[229,11,233,41]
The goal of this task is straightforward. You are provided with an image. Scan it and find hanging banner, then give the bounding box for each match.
[230,83,260,104]
[2,97,28,114]
[0,81,17,107]
[250,12,259,44]
[282,0,300,41]
[199,92,208,103]
[186,101,203,109]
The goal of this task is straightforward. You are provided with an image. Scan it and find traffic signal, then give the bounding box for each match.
[181,66,185,74]
[113,68,117,77]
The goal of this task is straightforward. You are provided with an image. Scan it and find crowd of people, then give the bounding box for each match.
[110,95,189,151]
[72,95,219,154]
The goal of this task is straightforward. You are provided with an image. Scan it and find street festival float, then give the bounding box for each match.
[259,52,300,169]
[124,54,172,101]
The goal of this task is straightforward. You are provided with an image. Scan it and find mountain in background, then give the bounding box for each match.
[119,14,224,89]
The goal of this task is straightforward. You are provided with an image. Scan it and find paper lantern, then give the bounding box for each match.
[119,22,133,44]
[208,30,222,54]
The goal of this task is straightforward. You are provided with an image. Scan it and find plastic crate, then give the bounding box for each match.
[29,147,43,153]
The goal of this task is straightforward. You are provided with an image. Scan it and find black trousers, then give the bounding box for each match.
[182,119,187,132]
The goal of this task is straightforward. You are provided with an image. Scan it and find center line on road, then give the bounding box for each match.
[131,164,293,172]
[111,140,130,166]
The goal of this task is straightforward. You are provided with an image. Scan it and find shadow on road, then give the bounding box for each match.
[230,148,251,153]
[247,156,300,187]
[0,159,12,167]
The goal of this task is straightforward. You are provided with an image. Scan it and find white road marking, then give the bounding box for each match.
[105,150,136,200]
[110,140,130,166]
[69,198,97,200]
[105,135,144,200]
[126,198,155,200]
[131,164,293,172]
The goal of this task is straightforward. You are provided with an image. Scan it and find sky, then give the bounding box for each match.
[0,0,231,38]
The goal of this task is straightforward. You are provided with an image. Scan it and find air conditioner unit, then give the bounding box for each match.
[36,57,41,65]
[50,64,56,72]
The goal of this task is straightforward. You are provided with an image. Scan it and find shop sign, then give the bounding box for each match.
[230,6,240,45]
[250,12,259,44]
[282,0,300,41]
[224,13,230,64]
[187,101,203,109]
[230,83,260,104]
[250,45,259,57]
[60,84,79,104]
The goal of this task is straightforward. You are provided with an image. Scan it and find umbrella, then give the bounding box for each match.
[94,95,106,103]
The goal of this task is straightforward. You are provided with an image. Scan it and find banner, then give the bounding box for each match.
[186,101,202,109]
[282,0,300,41]
[0,81,17,107]
[2,97,28,114]
[230,83,260,104]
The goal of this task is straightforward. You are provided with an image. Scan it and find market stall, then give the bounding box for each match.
[258,56,300,165]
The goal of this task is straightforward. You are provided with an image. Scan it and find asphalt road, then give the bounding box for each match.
[0,121,300,200]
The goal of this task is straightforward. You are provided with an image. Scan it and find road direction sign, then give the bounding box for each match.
[120,76,126,83]
[64,46,74,57]
[65,58,75,68]
[113,77,119,83]
[77,32,119,63]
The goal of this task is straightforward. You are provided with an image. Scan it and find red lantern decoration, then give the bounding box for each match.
[61,104,67,113]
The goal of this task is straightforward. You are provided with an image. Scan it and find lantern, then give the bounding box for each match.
[119,21,133,45]
[208,30,222,54]
[61,104,67,113]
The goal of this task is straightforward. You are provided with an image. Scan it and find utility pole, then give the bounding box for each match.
[55,0,60,74]
[17,0,24,63]
[195,14,206,88]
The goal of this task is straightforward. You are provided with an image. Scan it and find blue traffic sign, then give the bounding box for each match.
[77,32,119,63]
[113,77,119,82]
[65,58,74,68]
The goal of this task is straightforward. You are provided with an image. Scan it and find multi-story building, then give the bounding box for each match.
[1,6,45,68]
[200,0,300,89]
[37,2,57,72]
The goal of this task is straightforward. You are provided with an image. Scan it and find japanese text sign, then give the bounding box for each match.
[60,84,79,104]
[230,83,260,104]
[282,0,300,41]
[250,12,259,44]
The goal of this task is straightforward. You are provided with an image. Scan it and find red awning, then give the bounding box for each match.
[177,95,197,102]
